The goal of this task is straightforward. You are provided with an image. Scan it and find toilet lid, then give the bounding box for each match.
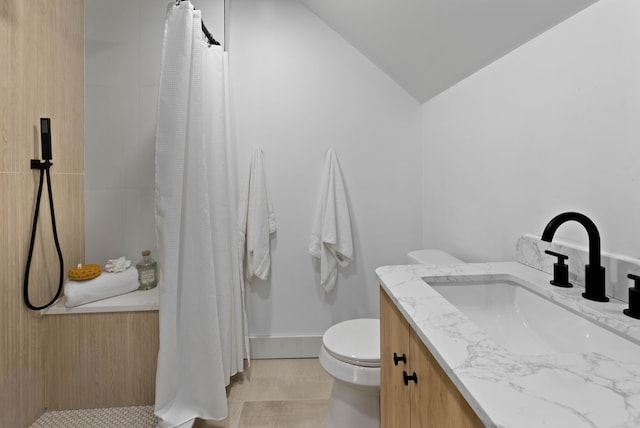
[323,319,380,367]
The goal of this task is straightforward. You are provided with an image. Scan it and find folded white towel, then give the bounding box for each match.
[105,256,132,273]
[309,148,353,292]
[64,267,139,307]
[239,147,276,281]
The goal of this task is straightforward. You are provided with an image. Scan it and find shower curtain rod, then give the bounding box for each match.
[175,0,221,46]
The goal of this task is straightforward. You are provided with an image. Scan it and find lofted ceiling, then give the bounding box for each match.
[299,0,598,103]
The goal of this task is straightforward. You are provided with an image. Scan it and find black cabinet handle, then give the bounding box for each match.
[403,371,418,385]
[393,352,406,366]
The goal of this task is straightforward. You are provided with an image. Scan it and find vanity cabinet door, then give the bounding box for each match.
[410,330,483,428]
[380,286,484,428]
[380,288,411,428]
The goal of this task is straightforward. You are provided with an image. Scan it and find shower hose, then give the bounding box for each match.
[23,160,64,310]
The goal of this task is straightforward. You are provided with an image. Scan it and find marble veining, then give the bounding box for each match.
[377,261,640,428]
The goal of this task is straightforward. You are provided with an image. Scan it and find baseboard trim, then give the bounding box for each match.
[249,335,323,359]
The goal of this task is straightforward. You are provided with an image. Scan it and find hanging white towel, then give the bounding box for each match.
[239,147,276,281]
[309,148,353,292]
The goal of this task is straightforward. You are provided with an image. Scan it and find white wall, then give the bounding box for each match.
[84,0,224,265]
[85,0,422,338]
[229,0,422,336]
[421,0,640,262]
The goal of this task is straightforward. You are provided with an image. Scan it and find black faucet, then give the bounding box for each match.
[541,212,609,302]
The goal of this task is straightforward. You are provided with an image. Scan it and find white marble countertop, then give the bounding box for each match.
[376,262,640,428]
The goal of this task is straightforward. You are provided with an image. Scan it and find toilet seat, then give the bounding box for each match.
[322,318,380,367]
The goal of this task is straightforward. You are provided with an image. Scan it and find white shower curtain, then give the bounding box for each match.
[154,2,247,427]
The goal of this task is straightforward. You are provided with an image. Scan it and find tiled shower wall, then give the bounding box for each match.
[0,0,85,427]
[83,0,224,266]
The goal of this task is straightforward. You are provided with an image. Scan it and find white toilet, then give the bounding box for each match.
[319,249,463,428]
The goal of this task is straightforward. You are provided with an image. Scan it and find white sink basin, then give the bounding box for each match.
[424,276,640,358]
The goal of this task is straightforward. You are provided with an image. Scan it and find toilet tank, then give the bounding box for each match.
[407,249,463,265]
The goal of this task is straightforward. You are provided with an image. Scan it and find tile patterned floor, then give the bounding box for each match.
[29,406,157,428]
[29,359,332,428]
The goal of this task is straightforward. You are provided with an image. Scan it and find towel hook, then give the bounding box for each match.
[175,0,181,6]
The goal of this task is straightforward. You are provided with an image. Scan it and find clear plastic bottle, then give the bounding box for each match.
[136,250,158,290]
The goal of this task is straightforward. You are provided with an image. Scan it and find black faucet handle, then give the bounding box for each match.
[624,273,640,319]
[545,250,572,288]
[545,250,568,263]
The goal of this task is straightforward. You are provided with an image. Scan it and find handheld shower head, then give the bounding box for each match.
[40,118,52,161]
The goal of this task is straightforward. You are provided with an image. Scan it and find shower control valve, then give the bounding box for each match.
[31,159,51,170]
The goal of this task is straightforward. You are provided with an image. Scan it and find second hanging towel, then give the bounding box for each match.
[309,148,353,292]
[239,147,276,281]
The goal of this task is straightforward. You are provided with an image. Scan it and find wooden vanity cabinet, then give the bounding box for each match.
[380,286,412,427]
[380,287,484,428]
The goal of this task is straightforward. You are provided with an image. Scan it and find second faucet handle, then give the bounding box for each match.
[545,250,573,288]
[623,274,640,319]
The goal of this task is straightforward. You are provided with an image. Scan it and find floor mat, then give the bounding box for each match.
[30,405,157,428]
